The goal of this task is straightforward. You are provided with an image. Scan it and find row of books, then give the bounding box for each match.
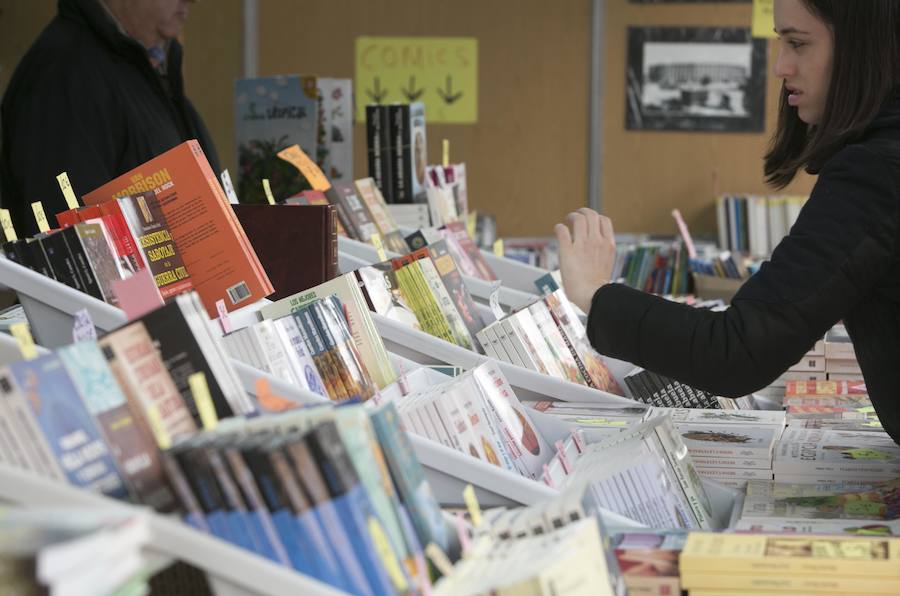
[2,140,274,319]
[235,75,354,202]
[716,193,808,257]
[475,290,623,394]
[611,239,693,295]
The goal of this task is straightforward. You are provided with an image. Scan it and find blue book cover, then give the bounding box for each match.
[370,403,448,551]
[534,272,560,295]
[8,353,129,499]
[235,75,319,205]
[170,441,236,546]
[307,422,396,596]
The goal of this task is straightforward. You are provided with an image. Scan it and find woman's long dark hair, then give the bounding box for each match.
[765,0,900,188]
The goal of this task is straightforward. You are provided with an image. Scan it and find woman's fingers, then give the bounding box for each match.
[567,211,587,242]
[577,207,602,238]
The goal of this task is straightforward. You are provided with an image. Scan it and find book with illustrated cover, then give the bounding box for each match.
[355,262,420,330]
[675,423,781,460]
[785,379,867,399]
[234,75,318,203]
[740,479,900,524]
[7,354,129,499]
[325,182,379,243]
[315,296,378,402]
[354,177,407,253]
[663,408,786,427]
[316,78,353,184]
[84,140,274,316]
[292,305,349,400]
[0,368,66,481]
[394,259,456,343]
[100,323,197,444]
[57,225,107,303]
[70,223,122,305]
[57,341,178,512]
[529,300,586,385]
[271,317,329,398]
[405,247,475,349]
[774,428,900,478]
[233,204,338,301]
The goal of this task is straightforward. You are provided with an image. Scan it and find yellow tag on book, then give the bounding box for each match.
[31,201,50,233]
[492,238,504,257]
[442,139,450,168]
[146,405,172,450]
[424,543,453,577]
[371,233,388,261]
[463,484,483,527]
[466,210,477,240]
[262,179,276,205]
[10,323,38,360]
[368,517,409,592]
[188,372,218,430]
[277,144,331,191]
[0,209,17,242]
[752,0,776,38]
[56,172,79,210]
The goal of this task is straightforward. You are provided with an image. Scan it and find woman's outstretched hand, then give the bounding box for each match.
[553,208,616,313]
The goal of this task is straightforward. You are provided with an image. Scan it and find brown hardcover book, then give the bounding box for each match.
[291,189,350,237]
[232,204,338,301]
[82,140,274,317]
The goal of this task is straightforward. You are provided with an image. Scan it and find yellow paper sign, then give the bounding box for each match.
[262,179,276,205]
[0,209,17,242]
[355,37,478,123]
[492,238,504,257]
[188,372,218,430]
[463,484,483,527]
[424,543,454,577]
[10,322,38,360]
[442,139,450,168]
[277,145,332,192]
[368,517,409,592]
[146,405,172,450]
[31,201,50,233]
[752,0,776,38]
[371,233,388,261]
[56,172,80,210]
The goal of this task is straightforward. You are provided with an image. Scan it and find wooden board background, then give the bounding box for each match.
[1,0,814,237]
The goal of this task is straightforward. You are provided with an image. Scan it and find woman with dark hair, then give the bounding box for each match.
[555,0,900,443]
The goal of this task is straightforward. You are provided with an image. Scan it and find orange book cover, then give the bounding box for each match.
[82,141,274,316]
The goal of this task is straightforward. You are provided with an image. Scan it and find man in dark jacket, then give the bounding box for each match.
[0,0,219,237]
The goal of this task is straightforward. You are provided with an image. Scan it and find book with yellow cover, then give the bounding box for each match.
[680,532,900,577]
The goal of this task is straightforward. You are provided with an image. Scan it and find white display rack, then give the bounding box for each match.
[0,463,340,596]
[338,236,537,310]
[478,249,548,295]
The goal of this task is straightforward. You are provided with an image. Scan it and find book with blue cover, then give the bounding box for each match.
[7,353,129,499]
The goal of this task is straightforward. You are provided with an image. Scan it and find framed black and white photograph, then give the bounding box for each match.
[625,27,767,132]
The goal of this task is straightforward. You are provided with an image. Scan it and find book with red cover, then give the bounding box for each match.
[232,204,338,301]
[82,140,274,316]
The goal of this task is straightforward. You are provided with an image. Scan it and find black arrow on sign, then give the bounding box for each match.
[436,75,463,104]
[401,75,425,101]
[366,77,388,103]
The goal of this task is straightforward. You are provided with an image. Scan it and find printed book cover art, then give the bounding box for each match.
[785,379,867,398]
[74,223,122,305]
[742,479,900,522]
[676,423,779,457]
[235,75,318,204]
[667,408,785,426]
[421,242,485,353]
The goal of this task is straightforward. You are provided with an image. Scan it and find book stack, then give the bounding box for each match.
[611,239,693,296]
[366,102,429,205]
[773,428,900,484]
[0,510,152,596]
[767,339,827,395]
[393,361,552,480]
[524,401,650,443]
[782,379,880,432]
[162,401,446,594]
[734,478,900,534]
[611,529,688,596]
[680,532,900,595]
[660,408,786,490]
[716,193,808,256]
[424,163,469,227]
[475,289,624,395]
[825,324,861,380]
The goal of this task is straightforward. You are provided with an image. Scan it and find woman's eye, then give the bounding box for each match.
[789,40,805,49]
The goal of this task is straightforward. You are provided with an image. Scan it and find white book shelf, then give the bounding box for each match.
[338,236,537,310]
[0,463,340,595]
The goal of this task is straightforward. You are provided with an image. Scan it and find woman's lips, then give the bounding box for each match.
[787,88,802,106]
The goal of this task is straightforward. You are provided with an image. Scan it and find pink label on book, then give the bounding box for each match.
[555,440,573,474]
[111,269,163,320]
[216,299,232,334]
[542,464,555,488]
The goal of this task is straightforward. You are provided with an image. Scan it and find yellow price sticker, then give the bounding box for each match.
[0,209,17,242]
[262,179,276,205]
[424,543,454,577]
[31,201,50,233]
[9,322,38,360]
[277,144,332,192]
[492,238,504,257]
[188,371,218,430]
[371,233,388,261]
[368,517,409,592]
[442,139,450,168]
[145,405,172,450]
[56,172,80,210]
[466,210,477,240]
[463,484,483,527]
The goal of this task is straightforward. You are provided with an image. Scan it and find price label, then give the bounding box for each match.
[189,372,218,430]
[367,517,409,592]
[31,201,50,233]
[542,463,556,488]
[555,440,573,474]
[262,179,276,205]
[220,169,240,205]
[488,280,505,322]
[56,172,80,210]
[215,299,232,334]
[0,209,17,242]
[277,144,331,191]
[442,139,450,168]
[572,430,586,454]
[10,322,38,360]
[146,404,172,449]
[371,233,388,261]
[72,309,97,343]
[454,511,471,554]
[463,484,483,527]
[424,543,453,577]
[492,238,504,257]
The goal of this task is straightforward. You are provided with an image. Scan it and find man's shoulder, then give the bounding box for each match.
[13,15,114,84]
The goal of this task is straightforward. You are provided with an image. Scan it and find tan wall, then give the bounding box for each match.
[602,0,815,236]
[1,1,815,238]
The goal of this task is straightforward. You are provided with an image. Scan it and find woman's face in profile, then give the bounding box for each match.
[773,0,835,126]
